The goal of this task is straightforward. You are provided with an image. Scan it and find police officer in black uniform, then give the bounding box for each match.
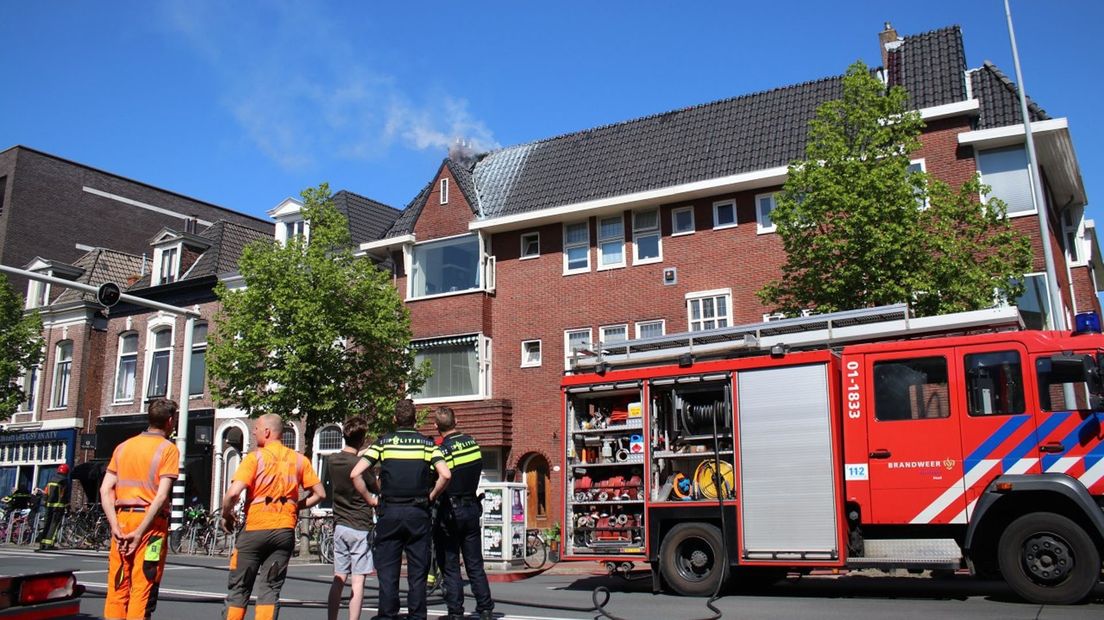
[433,406,494,620]
[350,399,450,620]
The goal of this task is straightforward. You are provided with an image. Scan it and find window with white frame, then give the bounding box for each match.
[114,333,139,402]
[600,324,628,344]
[687,290,732,332]
[1009,272,1051,330]
[632,209,661,263]
[281,424,298,450]
[189,322,208,396]
[147,328,173,399]
[755,193,777,233]
[410,234,481,297]
[317,425,344,452]
[521,340,542,367]
[597,215,625,268]
[159,246,179,284]
[713,200,737,229]
[26,279,50,309]
[284,220,307,242]
[672,206,695,235]
[908,160,927,209]
[563,221,590,274]
[564,328,592,369]
[635,320,665,339]
[18,367,37,413]
[440,178,449,204]
[1062,207,1086,266]
[520,232,540,259]
[977,146,1034,215]
[412,335,489,401]
[50,341,72,409]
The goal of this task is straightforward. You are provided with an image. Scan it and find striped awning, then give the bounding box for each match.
[411,334,479,349]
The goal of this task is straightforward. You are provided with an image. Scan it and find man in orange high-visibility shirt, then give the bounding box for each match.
[221,414,325,620]
[100,398,180,620]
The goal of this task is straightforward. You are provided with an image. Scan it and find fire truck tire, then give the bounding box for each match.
[658,523,728,596]
[997,512,1101,605]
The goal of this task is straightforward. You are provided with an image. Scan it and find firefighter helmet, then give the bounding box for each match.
[57,464,70,475]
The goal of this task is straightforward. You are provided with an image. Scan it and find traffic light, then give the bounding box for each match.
[96,282,122,308]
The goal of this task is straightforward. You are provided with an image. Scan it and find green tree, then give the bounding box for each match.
[0,278,44,419]
[207,183,427,450]
[759,61,1032,317]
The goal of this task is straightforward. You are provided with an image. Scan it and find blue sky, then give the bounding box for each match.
[2,1,1101,227]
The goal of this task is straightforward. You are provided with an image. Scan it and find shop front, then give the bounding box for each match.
[0,428,77,494]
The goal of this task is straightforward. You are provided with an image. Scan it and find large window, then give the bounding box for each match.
[1011,273,1051,330]
[147,328,173,399]
[632,209,661,263]
[965,351,1025,416]
[114,333,139,402]
[410,235,481,297]
[563,221,590,274]
[412,335,487,400]
[687,290,731,332]
[597,215,625,269]
[564,328,592,369]
[873,356,950,421]
[50,341,72,409]
[190,322,208,396]
[977,146,1034,215]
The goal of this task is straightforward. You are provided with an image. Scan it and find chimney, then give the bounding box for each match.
[879,21,900,69]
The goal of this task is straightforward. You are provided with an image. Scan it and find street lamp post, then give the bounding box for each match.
[1,264,200,531]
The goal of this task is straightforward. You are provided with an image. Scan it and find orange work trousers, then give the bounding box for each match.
[103,510,169,620]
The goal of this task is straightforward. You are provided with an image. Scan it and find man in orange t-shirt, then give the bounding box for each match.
[100,398,180,620]
[221,414,325,620]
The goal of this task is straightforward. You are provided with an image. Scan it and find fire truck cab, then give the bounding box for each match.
[560,305,1104,604]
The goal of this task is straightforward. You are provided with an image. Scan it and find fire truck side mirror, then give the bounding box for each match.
[1050,353,1104,408]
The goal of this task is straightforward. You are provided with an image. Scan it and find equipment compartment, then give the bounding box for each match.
[649,376,736,503]
[564,385,646,556]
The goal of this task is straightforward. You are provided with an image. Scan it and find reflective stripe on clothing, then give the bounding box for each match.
[232,440,321,531]
[107,432,179,509]
[440,433,483,498]
[362,429,444,499]
[103,511,169,620]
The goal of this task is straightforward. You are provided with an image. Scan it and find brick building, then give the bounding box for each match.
[360,25,1103,529]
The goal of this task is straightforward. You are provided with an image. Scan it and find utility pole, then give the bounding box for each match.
[2,264,199,531]
[1004,0,1067,330]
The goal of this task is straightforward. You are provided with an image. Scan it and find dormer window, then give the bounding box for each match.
[26,276,50,309]
[161,247,178,283]
[285,219,308,242]
[268,198,309,245]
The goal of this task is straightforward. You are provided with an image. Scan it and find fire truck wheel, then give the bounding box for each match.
[997,512,1101,605]
[659,523,728,596]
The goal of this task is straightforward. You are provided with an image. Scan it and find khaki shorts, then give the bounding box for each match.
[333,524,374,576]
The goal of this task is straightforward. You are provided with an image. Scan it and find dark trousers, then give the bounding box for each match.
[223,528,295,620]
[374,503,431,620]
[39,507,63,545]
[434,502,493,615]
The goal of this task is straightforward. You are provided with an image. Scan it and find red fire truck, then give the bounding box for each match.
[560,304,1104,604]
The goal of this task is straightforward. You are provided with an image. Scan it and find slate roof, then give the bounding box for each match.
[52,249,145,306]
[332,190,401,245]
[970,61,1050,129]
[183,220,272,280]
[885,26,967,109]
[382,25,1040,236]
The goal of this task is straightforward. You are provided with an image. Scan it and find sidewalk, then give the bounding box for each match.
[485,560,623,583]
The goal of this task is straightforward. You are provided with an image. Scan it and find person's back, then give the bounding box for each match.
[325,415,375,620]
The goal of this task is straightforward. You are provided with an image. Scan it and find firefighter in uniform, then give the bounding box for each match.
[221,414,325,620]
[38,463,70,549]
[100,398,181,620]
[432,407,494,620]
[350,399,451,620]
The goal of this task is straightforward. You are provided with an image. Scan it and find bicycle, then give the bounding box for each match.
[523,528,549,570]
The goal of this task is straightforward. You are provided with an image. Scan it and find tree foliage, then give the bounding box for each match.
[0,278,44,420]
[207,183,427,448]
[759,61,1032,317]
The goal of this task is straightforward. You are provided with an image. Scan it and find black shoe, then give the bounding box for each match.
[478,611,495,620]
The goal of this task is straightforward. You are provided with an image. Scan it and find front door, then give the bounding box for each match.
[522,455,550,529]
[864,349,968,524]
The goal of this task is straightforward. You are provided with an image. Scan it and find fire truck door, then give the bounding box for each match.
[864,351,969,524]
[954,344,1041,521]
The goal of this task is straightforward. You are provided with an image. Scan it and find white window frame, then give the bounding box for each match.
[755,192,778,234]
[189,322,208,398]
[313,423,345,472]
[564,328,593,370]
[411,334,492,404]
[521,339,542,368]
[17,366,39,414]
[671,206,695,236]
[597,214,626,270]
[407,232,484,300]
[49,340,73,410]
[563,221,590,275]
[25,276,51,310]
[520,231,540,260]
[440,178,449,205]
[977,146,1036,218]
[712,199,737,230]
[686,289,733,332]
[281,421,299,451]
[144,323,175,401]
[635,320,666,339]
[599,324,628,344]
[1062,207,1088,267]
[113,332,139,404]
[908,159,928,210]
[632,209,662,265]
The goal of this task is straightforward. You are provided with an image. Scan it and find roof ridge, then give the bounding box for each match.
[335,188,400,212]
[976,60,1049,119]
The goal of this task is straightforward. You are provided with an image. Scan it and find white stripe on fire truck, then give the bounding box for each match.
[1004,457,1037,475]
[949,497,981,524]
[909,459,998,524]
[1044,456,1080,474]
[1079,456,1104,489]
[947,458,1035,524]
